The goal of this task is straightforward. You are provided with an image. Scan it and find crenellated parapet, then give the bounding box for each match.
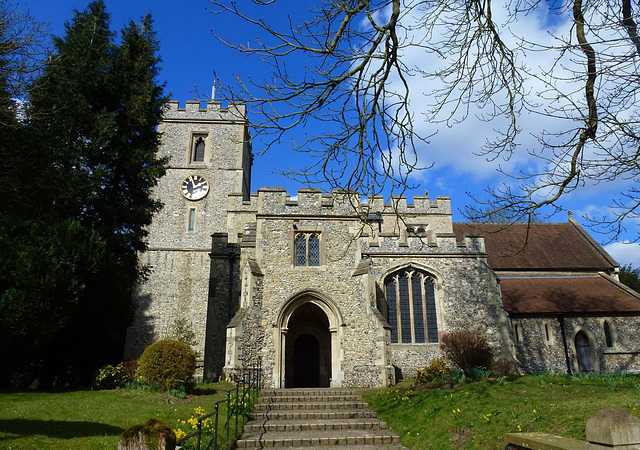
[226,187,452,217]
[162,100,247,123]
[384,194,451,215]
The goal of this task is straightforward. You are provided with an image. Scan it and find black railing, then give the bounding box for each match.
[176,365,262,450]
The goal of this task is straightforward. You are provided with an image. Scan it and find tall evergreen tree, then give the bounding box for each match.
[620,265,640,295]
[0,0,167,386]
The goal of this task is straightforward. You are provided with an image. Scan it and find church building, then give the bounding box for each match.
[123,101,640,388]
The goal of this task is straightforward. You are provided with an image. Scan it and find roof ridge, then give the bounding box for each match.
[568,218,618,268]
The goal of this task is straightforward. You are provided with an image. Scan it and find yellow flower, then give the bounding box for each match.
[533,409,537,414]
[174,429,187,439]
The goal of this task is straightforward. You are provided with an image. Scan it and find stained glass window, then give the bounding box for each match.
[398,275,411,343]
[308,235,320,266]
[412,275,425,343]
[294,232,322,267]
[383,269,439,344]
[385,277,398,344]
[295,234,307,266]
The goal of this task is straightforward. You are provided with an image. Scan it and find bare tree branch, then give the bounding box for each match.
[207,0,640,241]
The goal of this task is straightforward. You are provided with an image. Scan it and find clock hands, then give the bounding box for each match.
[181,175,209,200]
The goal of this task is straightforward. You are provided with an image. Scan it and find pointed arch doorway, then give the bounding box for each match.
[275,293,343,388]
[286,303,331,387]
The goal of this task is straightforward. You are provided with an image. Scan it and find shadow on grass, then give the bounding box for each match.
[189,386,219,396]
[0,419,124,440]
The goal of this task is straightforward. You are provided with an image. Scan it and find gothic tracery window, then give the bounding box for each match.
[383,269,439,344]
[294,232,321,267]
[191,135,206,163]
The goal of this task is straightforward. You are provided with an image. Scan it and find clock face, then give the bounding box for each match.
[181,174,209,200]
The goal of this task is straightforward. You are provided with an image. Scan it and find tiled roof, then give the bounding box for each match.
[453,222,617,271]
[501,275,640,314]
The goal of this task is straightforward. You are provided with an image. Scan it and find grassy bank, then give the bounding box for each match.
[362,373,640,449]
[0,382,234,449]
[2,374,639,449]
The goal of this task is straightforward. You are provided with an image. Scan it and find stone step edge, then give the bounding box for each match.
[236,434,402,448]
[257,395,362,403]
[253,402,369,411]
[261,446,407,450]
[260,389,361,395]
[244,420,388,432]
[250,411,378,420]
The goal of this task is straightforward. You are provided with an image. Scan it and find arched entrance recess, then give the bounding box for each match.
[275,292,343,388]
[575,330,596,373]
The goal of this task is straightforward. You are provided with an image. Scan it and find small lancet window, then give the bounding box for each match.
[603,321,614,348]
[513,322,522,343]
[544,323,550,342]
[192,136,206,162]
[188,208,196,231]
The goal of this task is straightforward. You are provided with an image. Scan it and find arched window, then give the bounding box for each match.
[192,136,206,162]
[383,269,439,344]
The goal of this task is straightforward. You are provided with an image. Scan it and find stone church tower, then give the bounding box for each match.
[123,101,252,379]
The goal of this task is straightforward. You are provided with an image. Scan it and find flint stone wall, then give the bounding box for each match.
[514,316,640,374]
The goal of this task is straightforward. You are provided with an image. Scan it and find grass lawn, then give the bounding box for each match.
[0,382,235,449]
[362,373,640,449]
[2,374,639,449]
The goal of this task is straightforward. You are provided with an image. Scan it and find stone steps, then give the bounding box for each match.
[253,400,370,410]
[269,447,407,450]
[237,388,406,449]
[258,394,362,403]
[250,409,379,421]
[244,417,387,432]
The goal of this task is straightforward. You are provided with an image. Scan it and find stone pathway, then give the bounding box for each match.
[236,388,406,449]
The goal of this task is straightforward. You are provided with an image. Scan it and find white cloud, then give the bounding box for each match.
[603,242,640,267]
[376,0,580,184]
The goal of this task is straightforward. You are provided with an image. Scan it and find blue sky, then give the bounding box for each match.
[22,0,639,266]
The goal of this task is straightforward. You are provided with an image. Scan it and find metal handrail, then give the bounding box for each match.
[176,364,262,450]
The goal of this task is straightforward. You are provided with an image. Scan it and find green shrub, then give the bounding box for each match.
[467,367,491,380]
[450,368,465,384]
[167,317,198,347]
[92,363,129,390]
[136,340,196,391]
[414,358,450,385]
[440,331,493,375]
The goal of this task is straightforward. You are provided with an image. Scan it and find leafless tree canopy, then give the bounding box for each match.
[208,0,640,241]
[0,1,49,101]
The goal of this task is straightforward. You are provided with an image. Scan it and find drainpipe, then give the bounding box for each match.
[558,315,572,375]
